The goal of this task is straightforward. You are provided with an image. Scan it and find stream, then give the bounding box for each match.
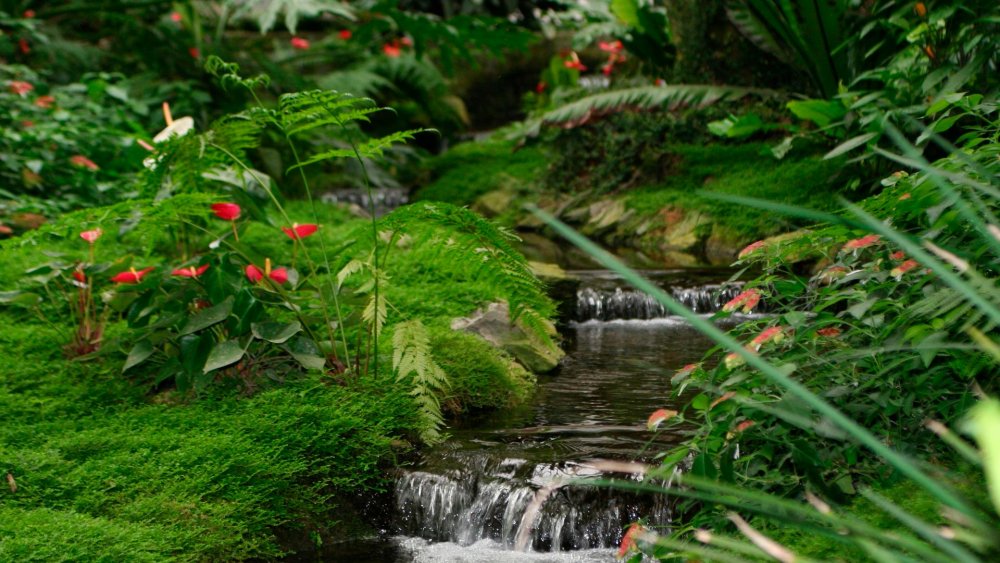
[332,269,741,561]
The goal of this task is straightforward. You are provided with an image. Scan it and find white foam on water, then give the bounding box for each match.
[391,537,615,562]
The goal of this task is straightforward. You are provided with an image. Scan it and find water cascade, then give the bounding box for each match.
[382,271,730,560]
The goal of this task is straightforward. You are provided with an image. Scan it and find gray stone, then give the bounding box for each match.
[451,301,563,373]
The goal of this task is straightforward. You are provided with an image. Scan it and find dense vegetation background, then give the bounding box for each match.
[1,0,998,561]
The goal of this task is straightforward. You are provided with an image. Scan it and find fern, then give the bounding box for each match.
[392,319,449,444]
[537,85,781,129]
[380,202,558,353]
[223,0,355,34]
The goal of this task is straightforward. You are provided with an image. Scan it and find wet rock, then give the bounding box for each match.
[451,301,563,373]
[473,189,517,218]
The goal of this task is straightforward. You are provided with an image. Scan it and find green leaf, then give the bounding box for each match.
[691,393,710,411]
[203,339,246,373]
[179,296,234,336]
[825,133,877,159]
[252,321,302,344]
[123,340,154,372]
[0,290,41,308]
[282,336,325,371]
[967,399,1000,514]
[787,99,846,127]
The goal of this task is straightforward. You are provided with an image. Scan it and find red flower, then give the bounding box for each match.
[750,326,783,350]
[80,229,103,244]
[339,29,352,40]
[210,203,241,221]
[617,524,643,559]
[19,39,30,54]
[70,155,99,171]
[171,264,210,278]
[34,95,55,109]
[890,251,906,260]
[188,47,200,59]
[898,192,912,201]
[170,12,182,23]
[23,9,35,18]
[646,408,677,431]
[21,120,34,128]
[598,40,624,53]
[246,259,287,285]
[816,327,841,338]
[535,81,547,94]
[290,37,310,50]
[282,223,318,240]
[72,270,87,284]
[8,81,33,96]
[675,363,699,377]
[601,63,614,76]
[564,59,587,71]
[842,234,881,251]
[722,288,761,314]
[400,36,413,47]
[738,240,766,259]
[735,420,755,433]
[111,267,154,284]
[890,259,920,278]
[383,42,401,57]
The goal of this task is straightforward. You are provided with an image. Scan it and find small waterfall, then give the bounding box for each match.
[575,283,745,321]
[394,456,672,552]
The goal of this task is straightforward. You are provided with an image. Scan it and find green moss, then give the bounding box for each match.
[624,143,844,239]
[430,327,534,412]
[414,138,550,206]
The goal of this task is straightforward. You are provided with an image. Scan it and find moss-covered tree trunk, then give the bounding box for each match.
[665,0,721,82]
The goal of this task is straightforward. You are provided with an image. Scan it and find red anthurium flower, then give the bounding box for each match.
[211,202,241,221]
[70,155,99,170]
[8,81,33,96]
[617,524,643,559]
[598,40,624,53]
[171,264,210,278]
[816,327,841,338]
[111,267,154,284]
[601,63,614,76]
[535,81,547,94]
[383,42,401,57]
[246,259,287,285]
[170,12,182,22]
[339,29,352,40]
[80,229,103,244]
[282,223,318,240]
[890,259,920,278]
[890,250,906,260]
[400,36,413,47]
[24,9,35,18]
[722,288,761,314]
[738,240,766,259]
[34,95,55,109]
[646,408,678,431]
[72,270,87,284]
[290,37,310,50]
[188,47,200,59]
[19,39,30,54]
[842,234,881,252]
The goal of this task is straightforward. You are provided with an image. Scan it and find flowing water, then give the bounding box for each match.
[333,269,742,561]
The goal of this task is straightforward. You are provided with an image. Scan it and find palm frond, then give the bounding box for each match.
[539,85,781,128]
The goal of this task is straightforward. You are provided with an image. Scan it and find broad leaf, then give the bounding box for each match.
[203,339,246,373]
[180,296,234,336]
[252,321,302,344]
[123,340,155,372]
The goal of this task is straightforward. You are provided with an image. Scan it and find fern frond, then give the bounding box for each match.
[362,286,388,340]
[278,89,382,136]
[381,202,557,352]
[393,319,449,443]
[290,129,426,169]
[539,85,781,128]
